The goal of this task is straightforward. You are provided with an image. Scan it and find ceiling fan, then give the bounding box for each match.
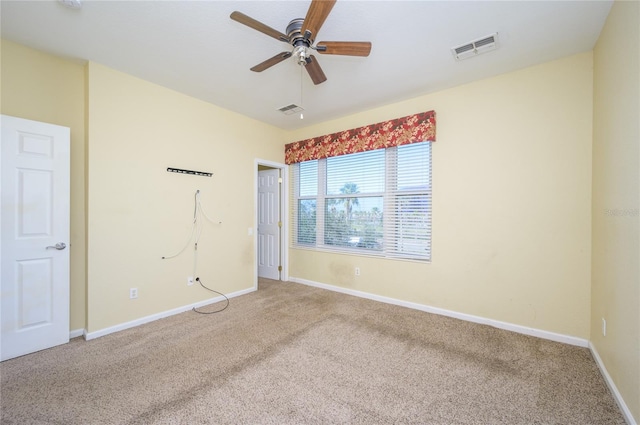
[230,0,371,85]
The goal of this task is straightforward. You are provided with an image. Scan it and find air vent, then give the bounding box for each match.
[452,33,499,61]
[278,104,304,115]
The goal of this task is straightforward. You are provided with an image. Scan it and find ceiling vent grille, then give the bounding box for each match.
[278,104,304,115]
[452,33,499,61]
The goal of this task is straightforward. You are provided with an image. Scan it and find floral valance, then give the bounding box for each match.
[284,110,436,164]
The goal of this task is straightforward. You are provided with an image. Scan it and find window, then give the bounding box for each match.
[293,141,432,261]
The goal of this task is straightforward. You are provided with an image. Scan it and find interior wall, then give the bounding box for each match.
[0,39,87,331]
[287,52,594,340]
[85,62,285,332]
[591,0,640,421]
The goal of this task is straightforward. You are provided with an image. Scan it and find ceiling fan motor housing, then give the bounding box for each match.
[287,19,313,46]
[287,19,313,65]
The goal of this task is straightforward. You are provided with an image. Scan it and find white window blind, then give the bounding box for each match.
[292,141,432,261]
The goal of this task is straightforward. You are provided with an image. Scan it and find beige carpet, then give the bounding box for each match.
[0,279,626,424]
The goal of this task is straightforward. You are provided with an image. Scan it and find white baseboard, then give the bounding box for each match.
[589,342,637,425]
[289,277,589,348]
[83,287,256,341]
[69,329,84,339]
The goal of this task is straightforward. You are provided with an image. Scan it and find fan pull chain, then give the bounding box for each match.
[300,64,304,120]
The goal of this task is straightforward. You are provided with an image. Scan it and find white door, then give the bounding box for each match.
[258,168,280,280]
[1,115,70,361]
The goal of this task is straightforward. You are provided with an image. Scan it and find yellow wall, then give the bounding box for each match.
[592,0,640,421]
[288,52,594,340]
[85,62,285,331]
[1,39,86,331]
[1,40,287,334]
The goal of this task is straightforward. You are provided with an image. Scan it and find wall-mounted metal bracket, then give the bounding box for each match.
[167,167,212,177]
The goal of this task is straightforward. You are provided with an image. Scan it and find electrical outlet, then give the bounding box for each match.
[130,288,138,299]
[355,267,360,276]
[602,318,606,336]
[187,276,194,286]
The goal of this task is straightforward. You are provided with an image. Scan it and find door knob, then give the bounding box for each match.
[46,242,66,250]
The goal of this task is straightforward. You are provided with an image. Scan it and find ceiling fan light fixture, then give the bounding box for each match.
[294,46,309,65]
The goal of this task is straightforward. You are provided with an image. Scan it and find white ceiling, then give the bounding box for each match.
[1,0,612,131]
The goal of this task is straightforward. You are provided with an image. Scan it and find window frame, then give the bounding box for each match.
[292,142,432,261]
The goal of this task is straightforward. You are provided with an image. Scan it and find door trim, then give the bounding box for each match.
[254,159,288,289]
[257,168,280,280]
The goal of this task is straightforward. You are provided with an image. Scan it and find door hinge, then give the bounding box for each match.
[278,221,282,227]
[278,266,282,271]
[278,177,283,184]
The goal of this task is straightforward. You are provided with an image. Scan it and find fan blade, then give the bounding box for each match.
[301,0,336,42]
[230,11,289,42]
[251,52,293,72]
[304,55,327,85]
[316,41,372,57]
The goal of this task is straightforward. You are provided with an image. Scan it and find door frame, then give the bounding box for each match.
[254,159,288,289]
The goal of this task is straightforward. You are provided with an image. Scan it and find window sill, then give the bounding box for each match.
[290,244,431,264]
